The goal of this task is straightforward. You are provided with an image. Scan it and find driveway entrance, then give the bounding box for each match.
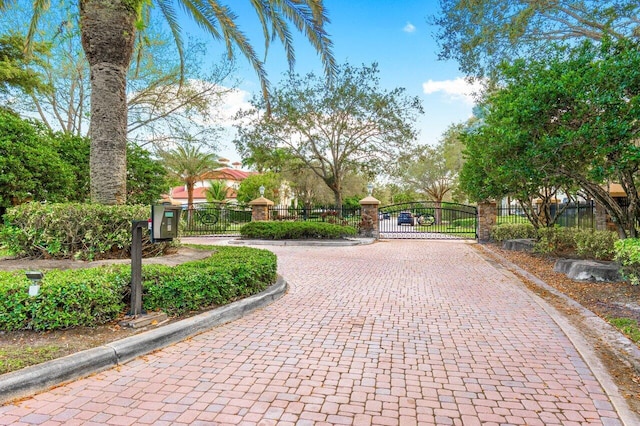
[379,201,477,239]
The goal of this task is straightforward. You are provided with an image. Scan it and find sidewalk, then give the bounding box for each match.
[1,239,637,425]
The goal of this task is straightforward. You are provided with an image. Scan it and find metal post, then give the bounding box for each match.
[130,220,147,316]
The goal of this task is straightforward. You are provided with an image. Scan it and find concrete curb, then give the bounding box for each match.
[477,244,640,425]
[0,276,288,405]
[228,238,375,247]
[478,244,640,372]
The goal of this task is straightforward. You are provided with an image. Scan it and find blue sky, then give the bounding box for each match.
[185,1,480,163]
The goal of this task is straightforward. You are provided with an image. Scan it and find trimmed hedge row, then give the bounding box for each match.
[1,202,173,260]
[491,223,618,260]
[240,221,357,240]
[0,246,277,331]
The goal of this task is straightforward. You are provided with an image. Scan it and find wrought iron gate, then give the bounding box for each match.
[181,203,252,236]
[379,201,477,239]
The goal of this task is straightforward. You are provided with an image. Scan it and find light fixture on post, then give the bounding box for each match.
[367,183,374,197]
[25,271,43,297]
[259,185,265,197]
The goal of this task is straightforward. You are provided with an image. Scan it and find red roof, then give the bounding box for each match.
[202,168,256,181]
[169,186,209,201]
[169,185,239,201]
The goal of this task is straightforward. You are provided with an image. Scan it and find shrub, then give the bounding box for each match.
[534,227,576,256]
[615,238,640,285]
[240,221,357,240]
[573,229,618,260]
[0,267,127,331]
[0,246,278,330]
[0,202,173,260]
[142,246,277,315]
[533,227,618,260]
[490,223,536,242]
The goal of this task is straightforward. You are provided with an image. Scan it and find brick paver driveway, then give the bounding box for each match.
[0,240,630,425]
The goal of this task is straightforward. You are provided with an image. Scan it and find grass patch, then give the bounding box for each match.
[0,345,63,374]
[608,317,640,343]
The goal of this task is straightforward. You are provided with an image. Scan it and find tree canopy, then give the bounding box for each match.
[434,0,640,78]
[1,0,336,204]
[460,39,640,236]
[235,63,423,208]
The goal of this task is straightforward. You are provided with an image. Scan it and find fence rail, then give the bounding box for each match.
[497,201,595,229]
[270,206,362,228]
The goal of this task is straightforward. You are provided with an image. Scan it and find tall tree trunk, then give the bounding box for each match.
[80,0,136,205]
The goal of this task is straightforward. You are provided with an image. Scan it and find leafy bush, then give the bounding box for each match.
[534,227,577,256]
[0,202,173,260]
[573,229,618,260]
[241,221,357,239]
[0,246,278,330]
[490,223,536,242]
[615,238,640,285]
[533,227,618,259]
[0,267,127,331]
[142,246,277,315]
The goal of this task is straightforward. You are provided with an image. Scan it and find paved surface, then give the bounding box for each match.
[0,239,633,425]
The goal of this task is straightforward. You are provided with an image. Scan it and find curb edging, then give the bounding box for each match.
[0,276,287,405]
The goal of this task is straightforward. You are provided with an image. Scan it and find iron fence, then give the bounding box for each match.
[497,201,595,229]
[270,205,362,228]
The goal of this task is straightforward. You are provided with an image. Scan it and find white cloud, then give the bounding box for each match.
[421,77,483,105]
[403,22,416,33]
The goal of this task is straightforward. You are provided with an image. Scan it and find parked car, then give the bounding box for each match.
[379,212,391,220]
[397,211,415,226]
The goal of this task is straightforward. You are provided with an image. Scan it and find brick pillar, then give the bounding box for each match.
[477,201,497,242]
[359,196,380,238]
[248,196,274,222]
[594,200,608,231]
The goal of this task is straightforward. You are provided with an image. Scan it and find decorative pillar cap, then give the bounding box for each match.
[359,196,380,206]
[248,196,275,206]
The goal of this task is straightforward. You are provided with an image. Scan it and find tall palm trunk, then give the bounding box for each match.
[80,0,136,204]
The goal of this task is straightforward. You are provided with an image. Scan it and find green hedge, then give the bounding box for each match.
[0,267,127,331]
[0,202,172,260]
[491,223,537,242]
[534,227,617,260]
[615,238,640,285]
[240,221,357,240]
[142,246,277,315]
[0,246,277,331]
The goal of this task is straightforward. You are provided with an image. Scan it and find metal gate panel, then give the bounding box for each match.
[181,203,252,236]
[379,201,477,240]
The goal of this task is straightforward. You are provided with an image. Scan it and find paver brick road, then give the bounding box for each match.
[0,240,629,425]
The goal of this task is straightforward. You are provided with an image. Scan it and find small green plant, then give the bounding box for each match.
[608,317,640,343]
[615,238,640,285]
[534,227,576,256]
[573,229,618,260]
[241,221,357,240]
[490,223,536,242]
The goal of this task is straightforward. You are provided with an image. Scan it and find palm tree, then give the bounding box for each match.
[6,0,335,205]
[205,180,230,204]
[160,143,219,214]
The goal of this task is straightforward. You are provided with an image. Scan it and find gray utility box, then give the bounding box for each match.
[151,204,182,242]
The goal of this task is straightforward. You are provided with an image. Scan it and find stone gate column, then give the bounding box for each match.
[359,196,380,238]
[249,196,274,222]
[477,200,497,242]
